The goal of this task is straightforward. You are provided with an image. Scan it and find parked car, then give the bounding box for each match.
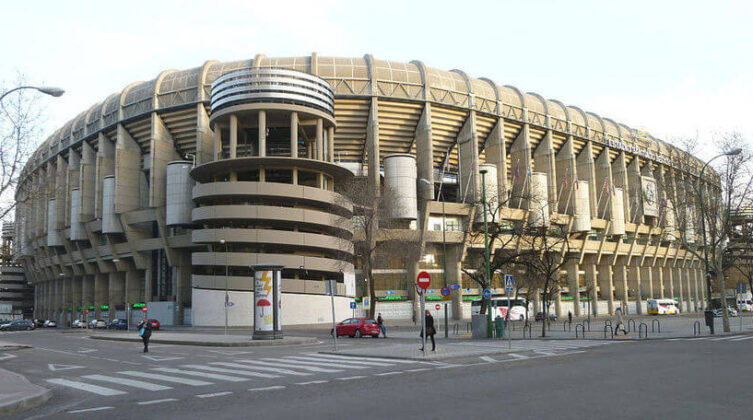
[109,319,128,330]
[148,319,160,330]
[72,319,86,328]
[330,317,381,338]
[43,320,57,328]
[712,307,739,317]
[33,319,45,328]
[0,320,35,331]
[534,312,558,322]
[88,319,107,329]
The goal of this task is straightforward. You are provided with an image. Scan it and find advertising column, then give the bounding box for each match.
[252,264,284,340]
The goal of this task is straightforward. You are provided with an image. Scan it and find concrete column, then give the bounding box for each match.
[653,266,664,298]
[556,137,578,215]
[328,126,335,162]
[692,267,700,312]
[698,268,707,310]
[684,267,692,313]
[71,277,82,320]
[509,123,531,209]
[614,261,629,314]
[628,261,643,314]
[258,110,266,157]
[213,123,222,160]
[82,276,94,321]
[597,261,615,315]
[290,112,298,158]
[175,264,191,325]
[567,259,581,316]
[595,149,614,221]
[664,266,674,299]
[533,130,557,212]
[484,118,507,205]
[366,98,380,193]
[553,287,562,318]
[315,118,323,160]
[94,274,108,319]
[144,268,153,303]
[125,270,143,305]
[446,246,463,320]
[675,266,683,312]
[229,115,238,158]
[108,272,124,322]
[584,257,599,316]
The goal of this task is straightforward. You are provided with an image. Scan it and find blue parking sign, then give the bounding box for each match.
[504,274,514,291]
[483,289,492,299]
[350,302,357,309]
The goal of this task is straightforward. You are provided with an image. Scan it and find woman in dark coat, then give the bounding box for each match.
[137,317,153,353]
[420,309,436,352]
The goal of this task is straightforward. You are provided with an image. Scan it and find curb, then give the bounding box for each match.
[89,335,319,347]
[0,370,52,417]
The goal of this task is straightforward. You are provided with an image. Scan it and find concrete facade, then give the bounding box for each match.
[15,54,716,325]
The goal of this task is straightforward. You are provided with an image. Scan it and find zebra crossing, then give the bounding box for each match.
[456,339,618,354]
[667,334,753,342]
[45,353,422,397]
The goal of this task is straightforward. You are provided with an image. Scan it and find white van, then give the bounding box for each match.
[471,297,528,321]
[647,299,679,315]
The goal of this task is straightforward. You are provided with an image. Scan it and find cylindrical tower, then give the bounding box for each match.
[166,161,195,226]
[101,176,123,234]
[190,67,354,326]
[383,154,418,220]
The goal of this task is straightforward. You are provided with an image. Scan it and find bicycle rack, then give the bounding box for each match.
[639,322,648,339]
[523,323,532,339]
[585,318,591,332]
[604,325,614,340]
[651,319,661,333]
[575,323,585,339]
[604,319,612,328]
[693,320,701,336]
[563,320,572,332]
[453,323,459,335]
[466,322,472,333]
[628,318,636,333]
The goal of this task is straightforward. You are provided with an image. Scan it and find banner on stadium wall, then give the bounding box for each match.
[641,176,658,217]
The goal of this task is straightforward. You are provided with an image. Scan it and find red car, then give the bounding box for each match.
[148,319,160,330]
[331,317,380,338]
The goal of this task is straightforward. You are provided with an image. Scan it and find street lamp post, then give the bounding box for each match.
[0,85,65,103]
[698,148,742,334]
[480,169,492,337]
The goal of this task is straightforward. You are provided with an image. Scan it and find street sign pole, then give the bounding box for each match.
[420,290,425,358]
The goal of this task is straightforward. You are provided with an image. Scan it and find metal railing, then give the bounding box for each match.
[693,320,702,336]
[563,320,572,332]
[575,323,585,339]
[639,322,648,339]
[628,318,636,333]
[652,319,661,333]
[604,325,614,340]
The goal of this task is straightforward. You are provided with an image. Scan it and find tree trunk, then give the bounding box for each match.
[717,270,730,332]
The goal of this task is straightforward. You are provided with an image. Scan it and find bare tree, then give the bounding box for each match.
[1,75,47,221]
[671,132,753,332]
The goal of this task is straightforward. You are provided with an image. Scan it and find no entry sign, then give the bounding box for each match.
[416,271,431,290]
[435,304,441,310]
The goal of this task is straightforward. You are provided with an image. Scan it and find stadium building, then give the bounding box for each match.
[14,54,717,326]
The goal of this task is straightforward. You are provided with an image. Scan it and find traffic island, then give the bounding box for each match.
[88,332,318,347]
[0,368,52,417]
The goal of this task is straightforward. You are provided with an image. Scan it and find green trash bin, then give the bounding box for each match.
[494,316,505,338]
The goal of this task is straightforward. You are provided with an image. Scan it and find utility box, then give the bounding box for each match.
[494,316,505,338]
[472,314,488,339]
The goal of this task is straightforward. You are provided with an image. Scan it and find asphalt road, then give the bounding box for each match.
[2,329,752,419]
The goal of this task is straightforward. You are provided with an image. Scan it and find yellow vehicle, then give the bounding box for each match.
[647,299,679,315]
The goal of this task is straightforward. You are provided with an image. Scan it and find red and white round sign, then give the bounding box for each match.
[416,271,431,290]
[435,304,441,310]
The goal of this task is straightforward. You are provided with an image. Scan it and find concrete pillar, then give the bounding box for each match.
[693,267,700,312]
[675,266,684,312]
[684,267,692,312]
[290,112,298,158]
[82,276,94,321]
[315,118,323,160]
[595,149,614,221]
[71,276,82,321]
[144,268,153,303]
[533,130,557,212]
[229,115,238,158]
[584,257,599,316]
[553,287,562,318]
[698,268,707,310]
[415,103,434,203]
[213,123,222,160]
[577,142,598,217]
[108,272,124,322]
[567,259,581,316]
[447,246,463,320]
[175,264,191,325]
[653,266,664,299]
[125,270,143,305]
[509,123,531,209]
[328,126,335,162]
[598,261,615,315]
[664,266,674,299]
[94,274,108,319]
[628,261,643,314]
[614,261,629,314]
[258,110,266,157]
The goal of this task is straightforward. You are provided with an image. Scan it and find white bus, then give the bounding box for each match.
[471,297,528,321]
[647,299,679,315]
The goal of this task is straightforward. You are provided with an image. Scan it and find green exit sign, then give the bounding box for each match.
[132,303,146,308]
[87,306,95,310]
[100,305,109,310]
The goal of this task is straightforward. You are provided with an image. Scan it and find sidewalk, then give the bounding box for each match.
[0,342,50,417]
[89,331,318,347]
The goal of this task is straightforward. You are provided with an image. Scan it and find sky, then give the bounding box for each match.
[1,0,752,160]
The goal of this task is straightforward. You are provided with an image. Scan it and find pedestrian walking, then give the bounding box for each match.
[137,317,153,353]
[568,310,572,324]
[420,310,436,352]
[377,313,387,338]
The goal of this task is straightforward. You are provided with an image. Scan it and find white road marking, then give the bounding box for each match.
[0,353,16,361]
[405,368,431,373]
[205,350,254,356]
[182,364,280,379]
[47,379,126,396]
[285,356,393,367]
[138,398,178,405]
[295,380,328,385]
[508,353,529,360]
[236,359,342,373]
[77,348,97,353]
[68,406,114,414]
[249,386,286,392]
[48,363,84,372]
[196,391,233,399]
[83,374,172,391]
[211,362,311,376]
[374,371,401,376]
[730,335,753,341]
[305,353,416,364]
[710,335,744,341]
[269,357,368,369]
[118,371,213,386]
[480,356,497,362]
[336,376,367,381]
[143,355,184,361]
[152,368,248,382]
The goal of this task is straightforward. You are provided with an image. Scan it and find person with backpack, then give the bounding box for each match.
[137,317,153,353]
[377,313,387,338]
[420,310,436,352]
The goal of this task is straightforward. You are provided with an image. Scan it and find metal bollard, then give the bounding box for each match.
[639,322,648,339]
[605,320,612,328]
[604,325,614,339]
[575,323,585,339]
[651,319,660,333]
[523,323,532,339]
[563,320,572,332]
[453,323,459,335]
[693,320,701,336]
[628,318,636,333]
[585,318,591,332]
